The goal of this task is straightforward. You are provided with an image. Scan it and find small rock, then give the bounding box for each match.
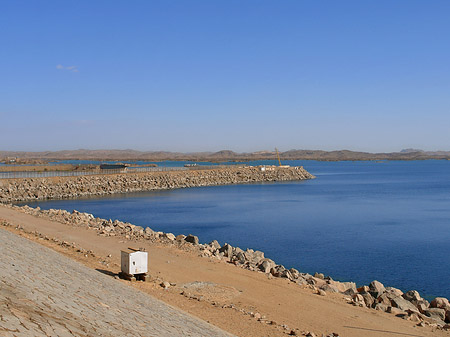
[163,233,176,241]
[175,234,186,242]
[408,313,422,322]
[317,289,326,296]
[161,281,170,289]
[352,294,365,305]
[313,272,324,279]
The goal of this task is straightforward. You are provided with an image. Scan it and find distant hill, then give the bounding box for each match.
[400,148,425,153]
[1,148,450,163]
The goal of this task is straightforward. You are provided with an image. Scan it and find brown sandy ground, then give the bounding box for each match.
[0,205,448,337]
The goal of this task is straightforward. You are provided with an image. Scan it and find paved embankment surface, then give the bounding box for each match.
[0,166,314,203]
[0,228,233,337]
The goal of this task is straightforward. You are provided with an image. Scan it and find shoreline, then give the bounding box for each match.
[1,166,449,334]
[1,204,449,337]
[4,203,450,331]
[3,148,450,162]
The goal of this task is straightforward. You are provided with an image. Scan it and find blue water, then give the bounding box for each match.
[22,160,450,299]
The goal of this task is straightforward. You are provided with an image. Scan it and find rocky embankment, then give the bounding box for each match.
[6,204,450,331]
[0,166,314,203]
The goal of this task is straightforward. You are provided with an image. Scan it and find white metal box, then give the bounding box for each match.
[121,249,148,275]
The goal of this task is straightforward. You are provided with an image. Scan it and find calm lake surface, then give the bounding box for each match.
[24,160,450,299]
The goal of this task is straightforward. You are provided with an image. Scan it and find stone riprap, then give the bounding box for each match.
[6,205,450,330]
[0,166,314,203]
[0,227,234,337]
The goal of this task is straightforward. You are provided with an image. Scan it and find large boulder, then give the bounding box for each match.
[376,292,395,307]
[385,287,403,297]
[402,290,422,302]
[185,234,199,245]
[289,268,300,279]
[219,243,233,257]
[257,259,275,273]
[369,280,386,298]
[234,251,247,264]
[280,269,294,281]
[424,308,446,322]
[244,249,264,265]
[209,240,221,250]
[352,294,365,306]
[270,265,287,277]
[162,233,175,241]
[430,297,450,310]
[314,272,324,280]
[321,284,339,293]
[357,285,370,293]
[144,227,154,235]
[402,290,429,313]
[373,303,389,312]
[360,293,375,308]
[306,275,327,288]
[233,247,244,255]
[327,280,356,294]
[390,296,420,313]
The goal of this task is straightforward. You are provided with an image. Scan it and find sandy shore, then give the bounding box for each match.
[1,204,447,337]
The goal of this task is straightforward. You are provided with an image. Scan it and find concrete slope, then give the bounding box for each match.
[0,228,233,337]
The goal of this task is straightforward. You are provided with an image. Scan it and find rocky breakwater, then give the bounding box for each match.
[0,166,314,203]
[6,204,450,331]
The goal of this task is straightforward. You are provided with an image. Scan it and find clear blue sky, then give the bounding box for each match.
[1,1,449,152]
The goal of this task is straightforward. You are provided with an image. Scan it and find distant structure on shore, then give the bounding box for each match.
[100,164,128,170]
[275,148,290,168]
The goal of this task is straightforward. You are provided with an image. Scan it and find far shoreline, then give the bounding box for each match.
[2,148,450,165]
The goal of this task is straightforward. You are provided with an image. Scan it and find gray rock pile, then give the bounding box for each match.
[350,280,450,328]
[0,166,315,203]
